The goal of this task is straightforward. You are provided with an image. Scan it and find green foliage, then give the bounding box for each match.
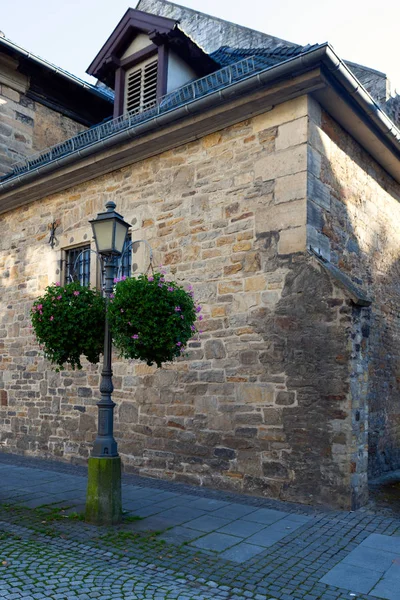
[107,272,198,367]
[30,281,105,370]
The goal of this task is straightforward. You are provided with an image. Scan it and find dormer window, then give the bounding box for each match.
[87,8,217,119]
[125,57,158,113]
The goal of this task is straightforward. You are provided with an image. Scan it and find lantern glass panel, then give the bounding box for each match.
[114,221,129,255]
[92,220,113,253]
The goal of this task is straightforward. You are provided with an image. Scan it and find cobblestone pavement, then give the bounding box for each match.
[1,453,400,600]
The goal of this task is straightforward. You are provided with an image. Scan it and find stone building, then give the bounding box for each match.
[0,0,399,510]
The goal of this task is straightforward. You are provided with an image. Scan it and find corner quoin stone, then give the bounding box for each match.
[85,456,122,525]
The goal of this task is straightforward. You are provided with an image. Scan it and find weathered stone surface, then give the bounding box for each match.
[1,92,397,512]
[204,340,226,359]
[0,81,86,177]
[119,402,139,423]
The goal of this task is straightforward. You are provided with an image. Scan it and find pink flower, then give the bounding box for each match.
[57,295,62,300]
[131,334,139,339]
[148,275,154,282]
[160,267,167,275]
[110,293,115,299]
[180,315,184,319]
[122,275,127,281]
[196,306,201,313]
[37,304,43,310]
[167,286,174,292]
[120,309,124,313]
[188,285,193,291]
[50,316,54,321]
[73,291,80,296]
[158,283,163,288]
[190,325,196,331]
[128,321,132,326]
[175,306,181,312]
[198,315,203,321]
[55,282,61,286]
[176,341,182,347]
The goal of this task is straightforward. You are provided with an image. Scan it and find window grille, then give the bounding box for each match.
[125,58,158,113]
[65,245,91,286]
[118,235,132,278]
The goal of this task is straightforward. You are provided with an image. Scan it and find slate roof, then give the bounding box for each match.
[211,44,321,70]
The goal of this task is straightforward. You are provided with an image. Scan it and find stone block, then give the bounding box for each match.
[276,116,308,151]
[119,401,138,423]
[262,461,289,480]
[218,280,243,294]
[214,447,236,459]
[252,96,308,133]
[278,226,306,255]
[256,199,306,234]
[254,145,307,181]
[244,275,266,291]
[1,85,20,102]
[237,384,274,404]
[262,408,282,426]
[307,224,331,260]
[275,391,296,406]
[275,172,306,204]
[204,339,226,359]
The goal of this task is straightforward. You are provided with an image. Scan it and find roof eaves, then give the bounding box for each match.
[1,43,400,198]
[0,35,113,103]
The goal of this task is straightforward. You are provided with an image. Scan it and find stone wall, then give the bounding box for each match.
[0,77,86,177]
[0,94,376,509]
[307,97,400,479]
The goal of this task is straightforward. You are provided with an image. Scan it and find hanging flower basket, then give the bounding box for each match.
[108,272,199,367]
[30,282,106,370]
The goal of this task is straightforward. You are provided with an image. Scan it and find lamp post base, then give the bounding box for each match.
[85,456,122,525]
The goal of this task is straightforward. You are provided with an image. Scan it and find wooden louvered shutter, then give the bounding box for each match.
[125,58,158,114]
[143,60,158,105]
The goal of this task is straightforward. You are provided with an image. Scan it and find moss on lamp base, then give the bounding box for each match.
[85,456,122,525]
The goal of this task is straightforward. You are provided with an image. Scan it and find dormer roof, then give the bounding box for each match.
[87,7,216,87]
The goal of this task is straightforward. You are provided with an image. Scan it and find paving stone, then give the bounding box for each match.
[211,504,258,519]
[2,453,400,600]
[147,507,207,528]
[217,520,263,538]
[190,532,241,552]
[185,515,233,533]
[320,562,382,593]
[219,542,265,563]
[159,526,202,544]
[342,544,398,572]
[242,508,287,525]
[187,499,231,512]
[360,533,400,554]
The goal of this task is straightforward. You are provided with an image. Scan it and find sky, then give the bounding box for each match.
[1,0,399,94]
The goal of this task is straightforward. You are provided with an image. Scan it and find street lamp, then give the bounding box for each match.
[85,200,131,525]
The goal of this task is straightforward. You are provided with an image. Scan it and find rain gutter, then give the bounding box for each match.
[0,43,399,202]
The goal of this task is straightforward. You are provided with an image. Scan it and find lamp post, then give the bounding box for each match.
[85,201,131,525]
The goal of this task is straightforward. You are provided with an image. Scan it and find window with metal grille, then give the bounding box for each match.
[65,245,91,286]
[125,58,158,113]
[118,235,132,279]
